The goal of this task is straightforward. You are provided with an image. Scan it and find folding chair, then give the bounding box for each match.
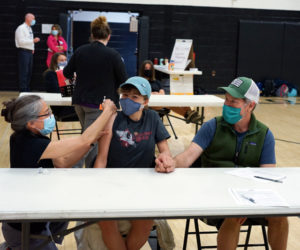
[50,106,82,140]
[156,108,178,139]
[183,218,269,250]
[184,157,269,249]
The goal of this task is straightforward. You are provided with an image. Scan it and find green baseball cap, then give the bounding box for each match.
[218,77,260,103]
[120,76,152,99]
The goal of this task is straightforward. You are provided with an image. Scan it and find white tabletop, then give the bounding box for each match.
[148,94,224,107]
[19,92,224,107]
[154,65,203,75]
[1,168,300,221]
[19,92,71,106]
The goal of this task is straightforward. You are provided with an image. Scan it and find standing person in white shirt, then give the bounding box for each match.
[15,13,40,92]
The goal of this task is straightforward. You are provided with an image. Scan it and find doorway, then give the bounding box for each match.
[62,10,139,77]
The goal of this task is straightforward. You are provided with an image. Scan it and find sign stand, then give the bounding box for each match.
[155,39,201,95]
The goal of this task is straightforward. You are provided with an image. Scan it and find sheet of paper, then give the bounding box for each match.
[226,168,286,183]
[41,24,53,34]
[230,188,289,207]
[170,39,192,70]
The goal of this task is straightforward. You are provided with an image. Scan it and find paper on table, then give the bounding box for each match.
[226,168,286,182]
[230,188,289,207]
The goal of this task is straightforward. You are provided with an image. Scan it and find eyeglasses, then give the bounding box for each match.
[37,110,52,118]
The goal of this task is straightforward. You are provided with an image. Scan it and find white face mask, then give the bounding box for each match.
[51,30,58,36]
[57,61,67,70]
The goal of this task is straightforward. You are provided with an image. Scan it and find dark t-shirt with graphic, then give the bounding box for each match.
[107,109,170,168]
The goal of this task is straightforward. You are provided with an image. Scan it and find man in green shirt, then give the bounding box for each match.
[156,77,288,250]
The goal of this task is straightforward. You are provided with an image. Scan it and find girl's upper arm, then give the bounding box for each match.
[94,113,117,168]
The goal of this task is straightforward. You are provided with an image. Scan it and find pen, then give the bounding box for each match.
[254,175,283,183]
[241,194,256,204]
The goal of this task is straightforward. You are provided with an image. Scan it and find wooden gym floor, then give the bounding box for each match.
[0,91,300,249]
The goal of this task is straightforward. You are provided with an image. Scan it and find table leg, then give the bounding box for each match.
[21,222,30,250]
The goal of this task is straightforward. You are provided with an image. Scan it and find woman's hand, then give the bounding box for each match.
[102,99,117,113]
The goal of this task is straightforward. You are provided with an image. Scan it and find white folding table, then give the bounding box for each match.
[1,167,300,249]
[19,92,224,133]
[19,92,224,107]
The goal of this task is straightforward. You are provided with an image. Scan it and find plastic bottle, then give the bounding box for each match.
[159,58,164,65]
[169,60,175,71]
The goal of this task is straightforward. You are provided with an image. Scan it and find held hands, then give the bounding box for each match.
[102,99,117,113]
[155,153,175,173]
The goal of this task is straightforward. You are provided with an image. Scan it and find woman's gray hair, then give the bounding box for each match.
[1,95,43,132]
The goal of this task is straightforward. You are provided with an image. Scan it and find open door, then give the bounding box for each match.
[62,10,139,77]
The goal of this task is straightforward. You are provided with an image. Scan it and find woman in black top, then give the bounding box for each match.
[139,60,202,123]
[1,95,116,250]
[43,53,78,125]
[63,16,127,168]
[43,52,67,93]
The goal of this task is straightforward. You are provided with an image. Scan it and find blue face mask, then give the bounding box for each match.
[222,104,242,124]
[58,61,67,69]
[30,20,36,26]
[39,114,56,135]
[51,30,58,36]
[120,98,144,116]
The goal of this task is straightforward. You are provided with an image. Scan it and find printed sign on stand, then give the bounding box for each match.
[169,39,195,94]
[170,39,194,70]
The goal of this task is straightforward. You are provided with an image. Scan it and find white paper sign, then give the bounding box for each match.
[170,39,192,70]
[42,24,53,34]
[129,16,138,32]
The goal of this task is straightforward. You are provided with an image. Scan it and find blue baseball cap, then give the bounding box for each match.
[120,76,152,99]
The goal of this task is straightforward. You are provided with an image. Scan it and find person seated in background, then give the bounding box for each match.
[92,76,173,250]
[139,60,202,123]
[155,77,289,250]
[46,24,67,67]
[43,52,77,123]
[1,95,116,250]
[43,52,67,93]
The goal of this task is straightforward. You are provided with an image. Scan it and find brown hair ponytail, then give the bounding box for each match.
[91,16,111,40]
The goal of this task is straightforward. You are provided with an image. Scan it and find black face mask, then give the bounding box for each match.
[143,69,152,78]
